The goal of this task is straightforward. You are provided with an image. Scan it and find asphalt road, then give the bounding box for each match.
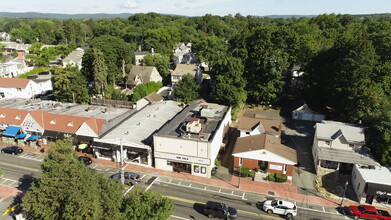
[0,153,350,220]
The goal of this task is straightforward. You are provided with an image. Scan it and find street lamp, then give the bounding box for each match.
[340,180,349,206]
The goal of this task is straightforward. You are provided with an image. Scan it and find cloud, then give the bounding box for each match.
[120,0,139,9]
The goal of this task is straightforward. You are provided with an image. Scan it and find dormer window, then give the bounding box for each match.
[67,122,73,127]
[0,114,5,118]
[15,116,21,120]
[50,120,56,124]
[325,141,331,146]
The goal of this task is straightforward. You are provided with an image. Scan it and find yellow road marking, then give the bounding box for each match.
[0,161,40,172]
[165,195,281,220]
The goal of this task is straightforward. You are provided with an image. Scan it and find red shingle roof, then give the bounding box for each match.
[0,78,30,88]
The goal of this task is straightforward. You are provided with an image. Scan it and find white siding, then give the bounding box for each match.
[352,166,366,203]
[76,122,98,137]
[149,68,162,83]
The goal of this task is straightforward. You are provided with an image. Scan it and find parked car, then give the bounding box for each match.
[349,205,391,220]
[78,156,92,165]
[262,200,297,218]
[110,171,140,185]
[1,146,23,155]
[204,201,237,219]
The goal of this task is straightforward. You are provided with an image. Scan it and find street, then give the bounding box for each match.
[0,152,350,220]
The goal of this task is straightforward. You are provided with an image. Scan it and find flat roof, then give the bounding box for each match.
[155,101,229,142]
[355,164,391,186]
[0,98,132,121]
[318,147,380,166]
[96,101,183,146]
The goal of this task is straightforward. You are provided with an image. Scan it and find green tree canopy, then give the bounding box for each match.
[213,56,247,109]
[192,35,228,71]
[174,74,200,103]
[22,139,123,220]
[51,66,90,103]
[121,190,175,220]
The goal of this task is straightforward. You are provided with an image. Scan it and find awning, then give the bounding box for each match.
[26,135,39,141]
[3,126,20,137]
[16,133,27,139]
[78,143,88,150]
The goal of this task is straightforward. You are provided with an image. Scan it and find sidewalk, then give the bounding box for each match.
[1,142,390,213]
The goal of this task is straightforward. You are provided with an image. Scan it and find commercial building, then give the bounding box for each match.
[153,101,231,178]
[352,164,391,205]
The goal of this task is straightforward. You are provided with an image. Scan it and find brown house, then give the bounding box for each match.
[232,133,297,183]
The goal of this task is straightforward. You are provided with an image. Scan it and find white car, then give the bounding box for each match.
[263,200,297,218]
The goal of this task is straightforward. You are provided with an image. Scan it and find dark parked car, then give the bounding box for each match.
[110,171,140,185]
[204,201,237,219]
[78,156,92,165]
[1,146,23,155]
[349,205,391,220]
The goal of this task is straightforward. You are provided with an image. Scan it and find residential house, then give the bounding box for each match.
[133,48,158,66]
[292,103,326,122]
[126,65,162,88]
[173,42,196,65]
[153,101,231,178]
[312,120,379,175]
[171,64,202,86]
[0,32,11,41]
[0,78,52,99]
[1,42,30,55]
[232,133,297,183]
[238,116,265,137]
[351,164,391,205]
[0,59,32,78]
[62,48,84,70]
[93,100,182,166]
[291,65,305,88]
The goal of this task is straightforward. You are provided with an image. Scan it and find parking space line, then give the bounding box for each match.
[219,189,221,193]
[188,184,191,187]
[170,215,190,220]
[124,185,135,196]
[204,186,207,190]
[298,206,342,216]
[169,179,172,183]
[140,174,146,180]
[145,177,159,191]
[178,181,181,185]
[322,206,325,212]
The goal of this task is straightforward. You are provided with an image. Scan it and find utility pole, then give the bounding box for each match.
[237,165,241,189]
[120,138,125,185]
[340,181,349,206]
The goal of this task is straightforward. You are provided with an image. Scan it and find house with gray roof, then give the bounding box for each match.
[126,65,162,88]
[171,64,202,86]
[133,48,158,66]
[312,120,379,175]
[62,48,84,70]
[173,42,196,65]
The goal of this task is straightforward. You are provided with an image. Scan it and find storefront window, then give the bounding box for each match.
[201,166,206,174]
[100,149,113,158]
[194,166,199,173]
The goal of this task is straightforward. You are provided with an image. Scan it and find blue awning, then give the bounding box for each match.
[3,126,20,137]
[16,133,27,139]
[27,135,39,141]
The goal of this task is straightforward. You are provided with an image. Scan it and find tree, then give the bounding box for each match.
[121,190,175,220]
[143,53,170,78]
[213,56,247,109]
[22,139,123,219]
[51,66,90,103]
[91,48,108,94]
[90,35,135,85]
[192,36,228,72]
[131,81,162,102]
[174,74,200,103]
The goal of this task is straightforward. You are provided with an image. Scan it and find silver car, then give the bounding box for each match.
[263,200,297,218]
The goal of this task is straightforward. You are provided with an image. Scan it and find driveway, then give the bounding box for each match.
[283,120,318,193]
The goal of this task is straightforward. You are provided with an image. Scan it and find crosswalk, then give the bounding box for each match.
[0,177,20,188]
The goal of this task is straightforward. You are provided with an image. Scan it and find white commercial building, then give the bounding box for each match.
[352,164,391,206]
[153,101,231,178]
[93,100,182,167]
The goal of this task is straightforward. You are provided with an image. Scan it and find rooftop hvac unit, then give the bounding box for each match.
[200,108,214,118]
[186,119,202,134]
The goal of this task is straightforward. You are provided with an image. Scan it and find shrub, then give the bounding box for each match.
[238,166,251,177]
[215,159,221,166]
[267,173,275,181]
[275,173,288,182]
[249,170,255,178]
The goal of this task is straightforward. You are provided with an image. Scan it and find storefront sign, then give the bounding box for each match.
[154,152,210,165]
[269,164,283,171]
[376,191,391,196]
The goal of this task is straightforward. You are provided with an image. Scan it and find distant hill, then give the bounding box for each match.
[0,12,133,19]
[0,12,390,19]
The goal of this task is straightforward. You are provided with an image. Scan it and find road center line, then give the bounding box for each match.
[0,161,39,172]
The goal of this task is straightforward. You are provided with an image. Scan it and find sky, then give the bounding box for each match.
[0,0,390,16]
